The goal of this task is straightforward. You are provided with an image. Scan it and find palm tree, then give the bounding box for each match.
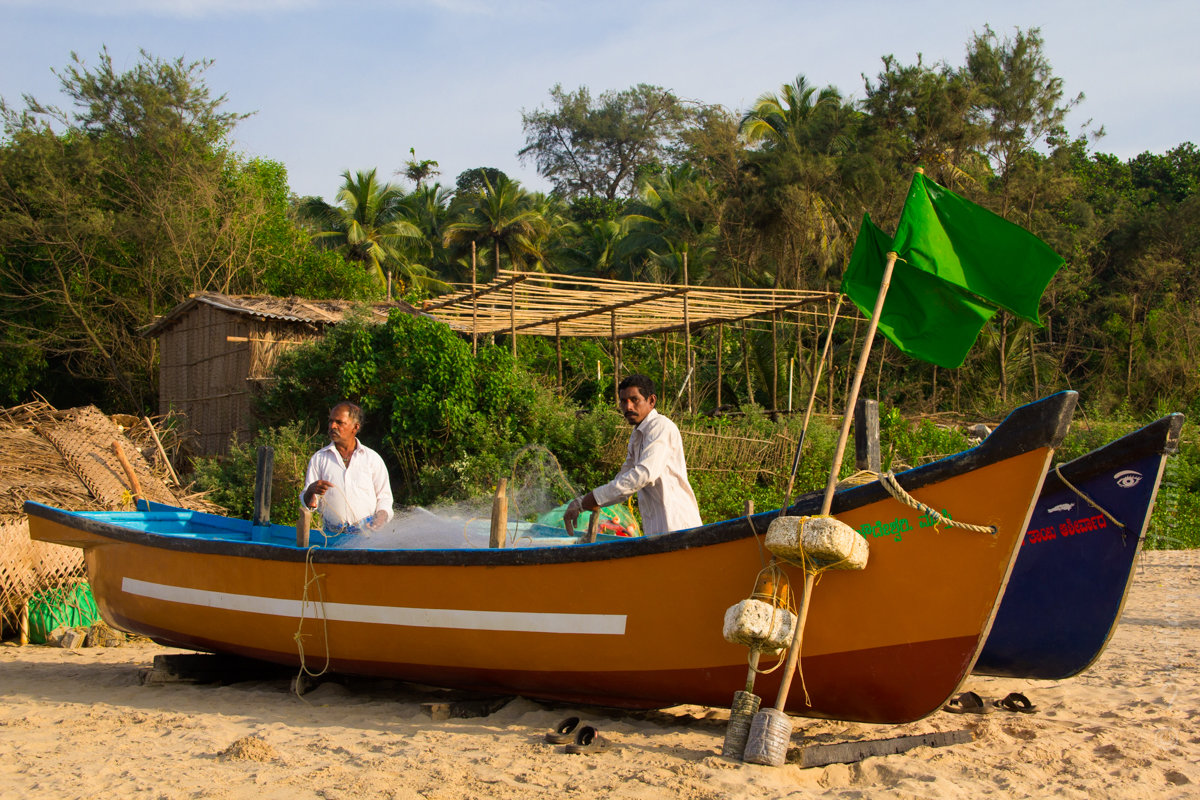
[402,147,440,188]
[619,166,719,283]
[443,174,548,278]
[299,169,429,292]
[740,75,843,152]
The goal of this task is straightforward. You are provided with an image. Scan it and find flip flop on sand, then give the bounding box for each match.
[993,692,1037,713]
[943,691,993,714]
[564,725,614,754]
[545,716,582,744]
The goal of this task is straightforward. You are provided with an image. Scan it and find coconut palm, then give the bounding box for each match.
[443,174,548,279]
[298,169,428,291]
[740,75,843,152]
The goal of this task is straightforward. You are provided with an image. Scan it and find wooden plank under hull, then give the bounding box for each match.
[975,413,1184,679]
[26,392,1078,723]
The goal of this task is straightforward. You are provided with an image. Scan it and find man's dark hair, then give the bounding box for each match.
[332,400,364,428]
[618,374,655,399]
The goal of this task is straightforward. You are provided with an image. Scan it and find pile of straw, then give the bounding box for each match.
[0,400,214,635]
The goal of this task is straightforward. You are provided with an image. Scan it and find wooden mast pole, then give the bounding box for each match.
[770,249,900,715]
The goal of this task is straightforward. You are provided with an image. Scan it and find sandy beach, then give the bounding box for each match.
[1,549,1196,800]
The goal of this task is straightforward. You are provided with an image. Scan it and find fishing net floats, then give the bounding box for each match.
[719,518,870,763]
[720,563,797,758]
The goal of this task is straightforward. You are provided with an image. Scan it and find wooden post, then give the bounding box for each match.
[1030,327,1040,398]
[555,321,563,389]
[489,478,508,548]
[854,398,881,473]
[788,357,794,412]
[18,601,28,646]
[771,309,779,411]
[661,333,669,405]
[471,241,478,355]
[111,441,143,508]
[741,320,753,405]
[583,509,601,544]
[510,279,517,359]
[296,507,311,548]
[611,311,619,400]
[253,445,274,526]
[716,323,724,409]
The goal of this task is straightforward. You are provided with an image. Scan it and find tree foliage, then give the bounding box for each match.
[253,312,620,504]
[0,49,375,410]
[520,83,694,200]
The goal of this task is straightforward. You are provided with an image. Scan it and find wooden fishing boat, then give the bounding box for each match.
[975,412,1183,679]
[25,392,1077,724]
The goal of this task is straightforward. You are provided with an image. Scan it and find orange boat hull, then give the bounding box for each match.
[27,392,1078,723]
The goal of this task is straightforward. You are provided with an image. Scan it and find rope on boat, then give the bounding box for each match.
[293,544,332,696]
[745,561,795,677]
[1053,463,1127,544]
[878,471,996,534]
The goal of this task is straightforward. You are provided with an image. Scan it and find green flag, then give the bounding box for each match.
[841,214,998,369]
[891,173,1064,324]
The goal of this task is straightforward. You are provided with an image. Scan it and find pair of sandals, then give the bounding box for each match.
[944,690,1037,714]
[545,716,614,754]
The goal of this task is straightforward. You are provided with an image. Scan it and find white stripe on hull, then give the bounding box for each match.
[122,578,626,635]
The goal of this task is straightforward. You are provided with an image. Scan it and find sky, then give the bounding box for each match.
[1,0,1196,202]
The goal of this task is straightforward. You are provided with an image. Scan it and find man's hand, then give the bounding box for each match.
[563,496,583,535]
[366,513,385,530]
[303,480,334,508]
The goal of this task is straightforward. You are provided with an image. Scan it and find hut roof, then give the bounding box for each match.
[142,292,420,337]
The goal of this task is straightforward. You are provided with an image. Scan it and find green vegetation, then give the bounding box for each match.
[2,34,1198,544]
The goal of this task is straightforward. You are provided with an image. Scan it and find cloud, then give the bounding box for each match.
[0,0,319,17]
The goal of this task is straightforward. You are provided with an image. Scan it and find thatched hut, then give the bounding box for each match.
[0,401,203,638]
[144,293,418,456]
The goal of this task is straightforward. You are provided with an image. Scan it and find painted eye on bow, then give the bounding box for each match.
[1114,470,1143,488]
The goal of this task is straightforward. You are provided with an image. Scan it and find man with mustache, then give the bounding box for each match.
[301,401,393,534]
[563,374,701,536]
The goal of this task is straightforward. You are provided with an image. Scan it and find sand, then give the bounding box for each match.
[1,549,1196,800]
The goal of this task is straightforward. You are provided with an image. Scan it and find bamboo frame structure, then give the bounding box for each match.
[421,270,842,341]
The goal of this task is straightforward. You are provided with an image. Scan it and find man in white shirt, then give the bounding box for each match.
[563,375,702,536]
[301,401,394,533]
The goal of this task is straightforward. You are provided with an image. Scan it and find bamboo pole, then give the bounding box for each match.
[661,333,669,403]
[143,416,180,485]
[717,323,724,409]
[611,311,619,400]
[111,440,144,508]
[771,309,779,411]
[556,321,563,389]
[769,253,897,717]
[471,241,478,355]
[510,279,517,358]
[683,252,693,414]
[741,320,753,405]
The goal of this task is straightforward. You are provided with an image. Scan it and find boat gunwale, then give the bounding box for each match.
[1037,412,1183,497]
[24,390,1079,567]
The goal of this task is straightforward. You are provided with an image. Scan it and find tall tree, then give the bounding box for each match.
[443,174,548,278]
[298,169,433,292]
[0,49,304,409]
[520,83,694,200]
